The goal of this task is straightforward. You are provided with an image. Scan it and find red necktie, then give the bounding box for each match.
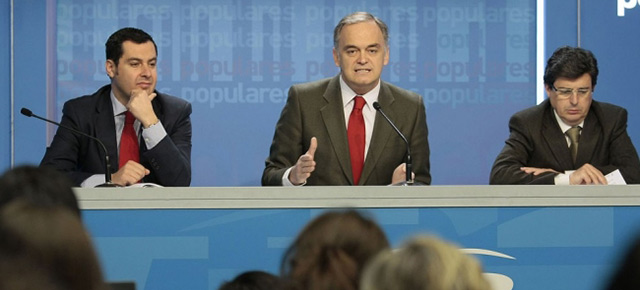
[348,96,366,185]
[119,111,140,168]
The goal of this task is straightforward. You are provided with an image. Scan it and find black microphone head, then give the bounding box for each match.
[20,108,33,117]
[372,102,381,111]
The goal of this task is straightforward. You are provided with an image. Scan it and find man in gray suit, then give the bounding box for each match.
[262,12,430,186]
[490,46,640,185]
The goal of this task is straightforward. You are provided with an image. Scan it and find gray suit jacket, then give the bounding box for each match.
[490,99,640,184]
[41,85,192,186]
[262,76,431,185]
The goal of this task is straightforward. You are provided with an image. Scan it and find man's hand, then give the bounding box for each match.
[391,163,415,184]
[111,160,151,186]
[288,137,317,185]
[569,163,607,185]
[127,89,159,128]
[520,167,560,176]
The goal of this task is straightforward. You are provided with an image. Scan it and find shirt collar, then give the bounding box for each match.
[110,90,127,116]
[339,75,380,110]
[553,109,584,133]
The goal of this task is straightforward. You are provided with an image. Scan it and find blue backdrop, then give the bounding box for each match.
[5,0,640,186]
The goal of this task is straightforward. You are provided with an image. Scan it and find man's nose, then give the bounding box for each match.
[569,92,579,104]
[141,64,151,76]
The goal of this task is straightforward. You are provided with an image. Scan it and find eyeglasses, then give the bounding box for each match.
[551,86,592,99]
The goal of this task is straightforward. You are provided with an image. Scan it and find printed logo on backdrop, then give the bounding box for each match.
[618,0,640,16]
[56,1,535,110]
[461,248,515,290]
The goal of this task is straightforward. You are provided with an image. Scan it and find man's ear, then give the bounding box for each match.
[105,60,116,78]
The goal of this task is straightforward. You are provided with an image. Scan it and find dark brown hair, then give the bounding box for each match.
[281,210,389,290]
[0,200,106,290]
[544,46,598,88]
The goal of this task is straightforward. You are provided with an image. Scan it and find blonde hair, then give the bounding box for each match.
[361,235,490,290]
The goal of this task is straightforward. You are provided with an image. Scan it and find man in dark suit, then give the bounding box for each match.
[41,27,191,187]
[262,12,430,186]
[490,46,640,185]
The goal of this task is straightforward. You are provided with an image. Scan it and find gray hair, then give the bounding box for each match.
[333,12,389,48]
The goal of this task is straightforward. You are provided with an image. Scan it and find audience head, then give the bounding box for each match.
[218,270,284,290]
[0,165,80,217]
[0,252,68,290]
[361,235,490,290]
[605,233,640,290]
[281,209,390,290]
[0,199,106,290]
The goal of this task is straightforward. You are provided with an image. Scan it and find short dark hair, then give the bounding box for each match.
[0,165,80,218]
[333,12,388,49]
[543,46,598,89]
[105,27,157,66]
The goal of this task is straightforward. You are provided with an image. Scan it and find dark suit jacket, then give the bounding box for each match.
[490,99,640,184]
[262,76,431,185]
[41,85,192,186]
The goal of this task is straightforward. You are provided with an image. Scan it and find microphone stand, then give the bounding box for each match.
[373,102,423,186]
[21,108,120,187]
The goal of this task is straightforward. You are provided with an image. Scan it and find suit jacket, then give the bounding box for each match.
[490,99,640,184]
[262,76,431,185]
[41,85,192,186]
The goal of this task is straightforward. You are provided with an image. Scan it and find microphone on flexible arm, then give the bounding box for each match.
[21,108,120,187]
[373,102,420,186]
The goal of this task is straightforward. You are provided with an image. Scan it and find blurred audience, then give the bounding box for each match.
[281,209,389,290]
[0,165,80,217]
[361,235,490,290]
[0,199,107,290]
[605,233,640,290]
[218,270,284,290]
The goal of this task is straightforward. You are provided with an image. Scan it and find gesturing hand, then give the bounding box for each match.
[289,137,318,185]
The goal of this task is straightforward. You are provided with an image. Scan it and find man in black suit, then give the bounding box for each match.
[262,12,430,186]
[490,46,640,185]
[41,27,191,187]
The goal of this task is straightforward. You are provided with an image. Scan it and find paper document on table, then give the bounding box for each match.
[606,169,626,185]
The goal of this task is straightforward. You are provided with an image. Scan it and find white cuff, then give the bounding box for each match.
[282,167,306,186]
[554,170,575,185]
[141,120,167,149]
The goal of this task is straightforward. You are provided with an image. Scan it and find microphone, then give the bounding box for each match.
[21,108,119,187]
[372,102,414,185]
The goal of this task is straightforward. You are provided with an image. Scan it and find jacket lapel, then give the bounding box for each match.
[320,77,354,184]
[360,82,395,185]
